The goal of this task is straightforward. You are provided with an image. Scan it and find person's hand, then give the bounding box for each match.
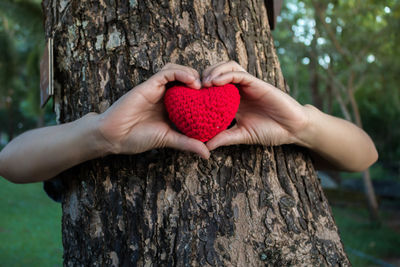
[202,61,309,150]
[97,63,210,159]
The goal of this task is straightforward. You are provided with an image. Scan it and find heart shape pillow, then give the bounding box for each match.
[164,84,240,142]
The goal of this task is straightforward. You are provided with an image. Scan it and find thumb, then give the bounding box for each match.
[165,131,210,159]
[206,126,248,151]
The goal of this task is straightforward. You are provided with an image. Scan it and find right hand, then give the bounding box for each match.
[97,63,210,159]
[202,61,309,150]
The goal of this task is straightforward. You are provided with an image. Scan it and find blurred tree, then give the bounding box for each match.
[273,0,400,221]
[274,0,400,165]
[0,0,51,144]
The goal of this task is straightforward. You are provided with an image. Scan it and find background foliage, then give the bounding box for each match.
[0,0,52,147]
[273,0,400,176]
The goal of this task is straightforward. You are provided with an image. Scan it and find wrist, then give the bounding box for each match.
[292,104,319,149]
[80,112,118,157]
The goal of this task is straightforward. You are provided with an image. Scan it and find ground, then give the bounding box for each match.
[0,178,62,267]
[0,177,399,267]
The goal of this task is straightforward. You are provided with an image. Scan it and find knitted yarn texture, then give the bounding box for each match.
[164,84,240,142]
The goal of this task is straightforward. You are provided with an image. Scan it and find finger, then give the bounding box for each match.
[210,71,254,87]
[202,61,227,80]
[206,61,245,80]
[203,61,246,87]
[206,126,248,151]
[166,131,210,159]
[211,72,290,105]
[155,68,201,89]
[133,69,199,105]
[162,62,201,82]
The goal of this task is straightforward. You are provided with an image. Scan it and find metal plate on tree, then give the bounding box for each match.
[266,0,283,30]
[40,37,54,108]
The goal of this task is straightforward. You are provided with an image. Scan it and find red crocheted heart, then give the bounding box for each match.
[164,84,240,142]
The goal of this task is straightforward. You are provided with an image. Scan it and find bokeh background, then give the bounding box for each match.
[0,0,399,266]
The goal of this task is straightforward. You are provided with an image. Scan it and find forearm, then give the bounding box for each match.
[295,105,378,172]
[0,113,112,183]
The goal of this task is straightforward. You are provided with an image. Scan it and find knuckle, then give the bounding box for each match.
[228,60,239,66]
[187,67,197,76]
[162,62,174,69]
[203,65,212,73]
[229,60,245,71]
[155,70,171,82]
[157,69,168,76]
[189,67,198,74]
[210,68,218,75]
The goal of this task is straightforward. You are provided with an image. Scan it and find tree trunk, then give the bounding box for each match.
[36,109,45,128]
[347,73,379,222]
[309,38,323,110]
[42,0,350,265]
[6,100,14,141]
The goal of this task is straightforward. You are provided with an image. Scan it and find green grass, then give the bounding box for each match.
[0,178,62,267]
[332,206,400,266]
[0,177,399,266]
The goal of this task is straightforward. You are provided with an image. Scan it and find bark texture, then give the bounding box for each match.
[42,0,350,265]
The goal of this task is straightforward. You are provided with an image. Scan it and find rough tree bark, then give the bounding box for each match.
[42,0,350,265]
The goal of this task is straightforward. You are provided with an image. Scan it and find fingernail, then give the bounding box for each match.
[201,153,210,160]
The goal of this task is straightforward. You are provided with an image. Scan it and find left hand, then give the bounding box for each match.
[202,61,309,150]
[97,63,210,158]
